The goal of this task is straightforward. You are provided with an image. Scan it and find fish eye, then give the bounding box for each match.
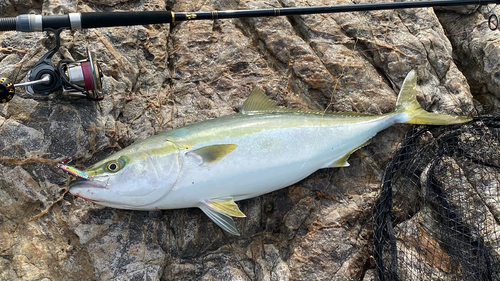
[102,156,128,173]
[106,161,121,172]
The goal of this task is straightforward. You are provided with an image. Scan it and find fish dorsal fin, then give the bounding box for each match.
[199,197,246,236]
[242,88,377,116]
[187,144,237,166]
[241,88,279,113]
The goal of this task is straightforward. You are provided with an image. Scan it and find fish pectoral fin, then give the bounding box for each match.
[327,140,372,168]
[199,198,246,236]
[187,144,237,166]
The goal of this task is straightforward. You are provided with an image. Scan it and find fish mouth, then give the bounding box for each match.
[69,177,109,202]
[69,177,108,189]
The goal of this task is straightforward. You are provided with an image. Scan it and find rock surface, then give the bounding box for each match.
[0,0,497,280]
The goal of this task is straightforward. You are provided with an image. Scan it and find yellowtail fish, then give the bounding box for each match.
[69,70,471,235]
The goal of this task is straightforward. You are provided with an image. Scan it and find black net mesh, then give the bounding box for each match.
[374,117,500,281]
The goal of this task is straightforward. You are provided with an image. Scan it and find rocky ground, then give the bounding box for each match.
[0,0,498,280]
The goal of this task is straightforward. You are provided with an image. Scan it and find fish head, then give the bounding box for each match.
[69,142,181,209]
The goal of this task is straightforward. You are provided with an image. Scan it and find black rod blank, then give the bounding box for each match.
[172,0,500,22]
[1,0,500,32]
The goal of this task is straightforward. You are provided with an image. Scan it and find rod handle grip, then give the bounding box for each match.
[81,11,173,29]
[0,17,16,31]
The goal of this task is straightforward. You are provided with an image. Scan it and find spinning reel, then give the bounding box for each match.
[0,29,103,103]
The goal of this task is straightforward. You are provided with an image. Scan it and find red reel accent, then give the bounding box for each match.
[80,61,95,91]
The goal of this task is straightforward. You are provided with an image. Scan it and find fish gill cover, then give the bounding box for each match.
[374,117,500,281]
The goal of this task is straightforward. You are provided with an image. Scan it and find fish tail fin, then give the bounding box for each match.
[394,70,472,125]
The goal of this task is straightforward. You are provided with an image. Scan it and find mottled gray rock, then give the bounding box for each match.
[0,0,41,16]
[0,0,497,280]
[436,4,500,115]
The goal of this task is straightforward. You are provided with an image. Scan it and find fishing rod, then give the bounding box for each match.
[0,0,499,103]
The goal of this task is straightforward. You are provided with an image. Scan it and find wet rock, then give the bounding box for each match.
[0,0,495,280]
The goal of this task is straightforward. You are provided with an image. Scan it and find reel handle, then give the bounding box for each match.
[15,74,52,88]
[0,77,15,103]
[0,74,53,103]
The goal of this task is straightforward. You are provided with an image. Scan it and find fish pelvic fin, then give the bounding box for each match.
[198,198,246,236]
[394,70,472,125]
[199,204,240,236]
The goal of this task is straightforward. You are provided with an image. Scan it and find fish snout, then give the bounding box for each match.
[69,177,109,202]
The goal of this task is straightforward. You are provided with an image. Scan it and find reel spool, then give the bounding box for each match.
[58,49,103,100]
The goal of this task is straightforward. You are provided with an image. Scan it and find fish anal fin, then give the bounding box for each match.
[327,140,372,168]
[188,144,237,166]
[199,204,240,236]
